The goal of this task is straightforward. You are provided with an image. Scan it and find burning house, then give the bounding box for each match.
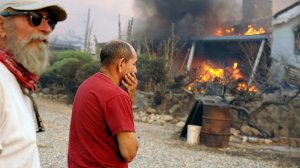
[132,0,300,146]
[133,0,271,39]
[133,0,272,94]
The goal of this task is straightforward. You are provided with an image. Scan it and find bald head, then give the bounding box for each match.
[100,40,135,67]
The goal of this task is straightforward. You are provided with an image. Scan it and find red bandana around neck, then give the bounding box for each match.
[0,49,39,91]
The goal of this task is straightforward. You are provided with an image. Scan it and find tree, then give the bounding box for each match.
[40,51,100,104]
[137,54,166,91]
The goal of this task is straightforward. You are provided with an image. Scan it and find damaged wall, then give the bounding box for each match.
[270,1,300,82]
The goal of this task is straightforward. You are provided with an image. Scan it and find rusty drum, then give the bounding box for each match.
[200,103,232,148]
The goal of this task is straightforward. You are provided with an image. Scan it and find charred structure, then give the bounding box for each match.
[133,0,272,40]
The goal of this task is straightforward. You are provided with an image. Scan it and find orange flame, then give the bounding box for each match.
[237,82,258,93]
[215,27,223,36]
[237,83,247,91]
[233,62,238,69]
[231,62,243,80]
[243,25,266,35]
[214,25,266,36]
[200,63,224,82]
[188,61,258,93]
[226,28,234,34]
[248,85,258,93]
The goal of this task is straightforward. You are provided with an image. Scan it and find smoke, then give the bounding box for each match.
[133,0,242,39]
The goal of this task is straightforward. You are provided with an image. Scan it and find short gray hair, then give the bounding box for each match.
[100,40,133,67]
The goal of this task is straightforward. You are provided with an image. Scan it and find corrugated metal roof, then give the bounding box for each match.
[189,34,269,42]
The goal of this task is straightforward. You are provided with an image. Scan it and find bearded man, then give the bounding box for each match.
[0,0,66,167]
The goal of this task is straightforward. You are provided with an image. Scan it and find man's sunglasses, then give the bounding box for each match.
[1,11,57,30]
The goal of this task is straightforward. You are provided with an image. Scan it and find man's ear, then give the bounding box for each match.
[0,16,7,39]
[117,58,125,73]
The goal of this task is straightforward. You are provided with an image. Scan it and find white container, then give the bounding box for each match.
[187,125,201,145]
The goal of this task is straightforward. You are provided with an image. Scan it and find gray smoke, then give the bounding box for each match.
[133,0,242,39]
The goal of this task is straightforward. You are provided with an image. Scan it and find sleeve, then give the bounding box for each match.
[105,95,135,136]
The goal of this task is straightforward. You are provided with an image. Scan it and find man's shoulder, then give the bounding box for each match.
[0,62,9,74]
[83,73,123,92]
[0,62,16,83]
[77,73,129,98]
[0,63,23,96]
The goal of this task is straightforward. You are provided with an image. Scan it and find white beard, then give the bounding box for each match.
[5,33,51,75]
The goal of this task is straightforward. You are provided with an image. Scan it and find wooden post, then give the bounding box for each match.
[170,23,175,78]
[94,35,101,60]
[84,8,91,52]
[248,40,265,87]
[186,42,195,71]
[144,37,151,59]
[127,17,134,43]
[118,14,121,39]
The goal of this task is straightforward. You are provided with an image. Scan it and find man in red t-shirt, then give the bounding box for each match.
[68,40,139,168]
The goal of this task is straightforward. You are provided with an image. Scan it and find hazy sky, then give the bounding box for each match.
[272,0,298,13]
[52,0,135,43]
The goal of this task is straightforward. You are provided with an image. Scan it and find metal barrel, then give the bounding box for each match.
[200,103,232,148]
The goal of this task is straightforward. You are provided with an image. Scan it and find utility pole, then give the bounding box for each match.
[126,17,134,43]
[118,14,121,39]
[84,8,91,52]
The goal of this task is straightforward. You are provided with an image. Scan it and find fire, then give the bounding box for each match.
[199,63,224,82]
[195,62,239,83]
[233,62,238,69]
[215,27,235,36]
[187,61,258,93]
[237,83,247,91]
[243,25,266,35]
[215,25,266,36]
[237,83,257,93]
[249,85,258,93]
[231,62,243,80]
[226,27,234,34]
[215,28,223,36]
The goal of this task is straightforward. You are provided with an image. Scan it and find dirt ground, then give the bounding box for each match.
[35,97,300,168]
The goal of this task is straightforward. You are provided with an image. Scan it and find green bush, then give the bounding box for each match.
[40,50,100,104]
[51,51,92,64]
[40,50,169,103]
[76,61,101,84]
[137,54,166,90]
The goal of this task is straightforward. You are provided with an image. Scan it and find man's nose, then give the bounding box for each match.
[38,19,53,34]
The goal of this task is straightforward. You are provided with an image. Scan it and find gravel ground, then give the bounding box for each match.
[35,97,299,168]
